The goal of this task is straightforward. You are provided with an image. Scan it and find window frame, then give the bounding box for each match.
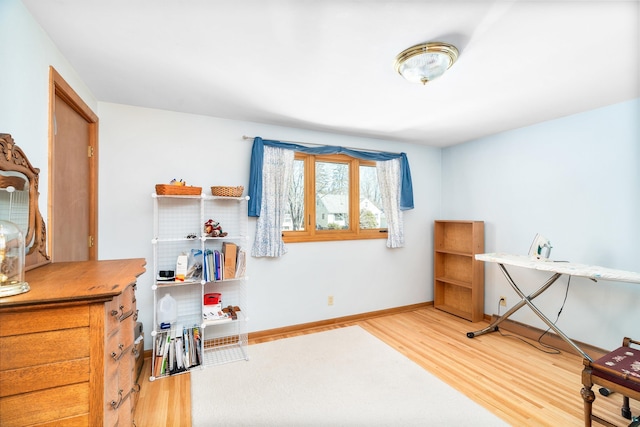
[283,152,387,243]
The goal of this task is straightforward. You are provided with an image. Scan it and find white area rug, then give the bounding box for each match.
[191,326,508,426]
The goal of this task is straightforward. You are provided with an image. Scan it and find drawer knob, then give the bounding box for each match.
[112,304,135,322]
[111,304,125,319]
[111,343,125,361]
[110,388,134,410]
[110,389,124,410]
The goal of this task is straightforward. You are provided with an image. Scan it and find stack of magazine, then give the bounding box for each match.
[153,325,202,377]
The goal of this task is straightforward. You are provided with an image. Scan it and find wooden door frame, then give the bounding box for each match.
[48,66,99,261]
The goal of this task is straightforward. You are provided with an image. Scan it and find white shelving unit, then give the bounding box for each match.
[150,192,249,380]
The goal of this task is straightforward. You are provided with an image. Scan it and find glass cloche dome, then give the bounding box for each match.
[0,219,30,297]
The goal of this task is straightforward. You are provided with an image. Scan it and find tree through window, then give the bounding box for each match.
[282,153,386,243]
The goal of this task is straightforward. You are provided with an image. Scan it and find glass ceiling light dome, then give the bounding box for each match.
[394,42,459,85]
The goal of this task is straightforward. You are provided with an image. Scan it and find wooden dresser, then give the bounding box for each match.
[0,259,146,426]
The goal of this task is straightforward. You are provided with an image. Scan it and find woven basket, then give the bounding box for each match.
[155,184,202,196]
[211,186,244,197]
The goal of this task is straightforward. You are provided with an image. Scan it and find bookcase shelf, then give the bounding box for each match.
[434,220,484,322]
[435,276,473,289]
[150,193,249,380]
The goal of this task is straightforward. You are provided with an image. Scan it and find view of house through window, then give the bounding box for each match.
[316,160,349,230]
[282,153,386,242]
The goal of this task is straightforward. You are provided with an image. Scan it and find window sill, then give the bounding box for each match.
[283,231,387,243]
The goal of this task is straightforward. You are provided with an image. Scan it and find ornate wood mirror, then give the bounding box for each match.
[0,133,50,270]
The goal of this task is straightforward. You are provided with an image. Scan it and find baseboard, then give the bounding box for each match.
[142,302,433,360]
[141,303,608,362]
[248,302,433,343]
[488,314,608,360]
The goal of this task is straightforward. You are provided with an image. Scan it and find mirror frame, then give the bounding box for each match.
[0,133,50,270]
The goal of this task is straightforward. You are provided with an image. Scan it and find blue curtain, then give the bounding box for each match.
[248,137,414,217]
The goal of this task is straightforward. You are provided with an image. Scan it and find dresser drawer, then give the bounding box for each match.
[0,305,89,337]
[0,327,90,371]
[0,383,90,427]
[0,358,90,397]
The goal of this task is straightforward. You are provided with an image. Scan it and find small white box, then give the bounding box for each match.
[176,254,188,281]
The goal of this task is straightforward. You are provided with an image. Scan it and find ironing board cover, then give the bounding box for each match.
[476,253,640,284]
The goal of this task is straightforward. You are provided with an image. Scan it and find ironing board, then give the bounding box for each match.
[467,252,640,361]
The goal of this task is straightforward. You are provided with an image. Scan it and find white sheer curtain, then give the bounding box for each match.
[251,146,295,257]
[377,158,404,248]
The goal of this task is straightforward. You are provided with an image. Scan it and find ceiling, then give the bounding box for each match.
[23,0,639,147]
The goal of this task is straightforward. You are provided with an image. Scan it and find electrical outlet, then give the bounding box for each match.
[499,296,506,307]
[328,295,334,306]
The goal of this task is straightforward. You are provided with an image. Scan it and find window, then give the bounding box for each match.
[248,137,413,255]
[283,153,386,242]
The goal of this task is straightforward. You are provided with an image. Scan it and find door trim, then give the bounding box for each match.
[48,66,99,261]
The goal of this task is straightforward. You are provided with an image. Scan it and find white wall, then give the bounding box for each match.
[97,102,441,350]
[0,0,97,218]
[441,99,640,351]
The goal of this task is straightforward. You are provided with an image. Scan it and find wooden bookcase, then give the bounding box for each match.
[434,220,484,322]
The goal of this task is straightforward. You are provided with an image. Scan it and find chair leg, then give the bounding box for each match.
[582,385,596,427]
[622,396,631,420]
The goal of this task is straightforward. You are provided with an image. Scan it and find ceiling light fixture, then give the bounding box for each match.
[394,42,459,85]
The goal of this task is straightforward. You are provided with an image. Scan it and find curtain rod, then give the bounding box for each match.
[242,135,401,156]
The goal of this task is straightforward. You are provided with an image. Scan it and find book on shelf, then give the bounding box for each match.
[236,248,247,278]
[160,331,171,376]
[214,250,223,281]
[172,336,187,374]
[153,331,167,377]
[183,326,191,368]
[204,249,213,282]
[186,326,200,368]
[168,328,176,374]
[187,328,196,367]
[222,241,238,278]
[194,327,202,366]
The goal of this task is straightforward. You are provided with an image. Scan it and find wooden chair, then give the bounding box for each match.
[581,337,640,426]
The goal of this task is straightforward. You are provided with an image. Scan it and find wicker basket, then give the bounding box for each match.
[155,184,202,196]
[211,186,244,197]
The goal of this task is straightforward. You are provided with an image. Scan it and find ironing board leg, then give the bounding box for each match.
[467,265,593,362]
[467,266,560,338]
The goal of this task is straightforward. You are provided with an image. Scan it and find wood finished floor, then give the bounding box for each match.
[134,306,639,426]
